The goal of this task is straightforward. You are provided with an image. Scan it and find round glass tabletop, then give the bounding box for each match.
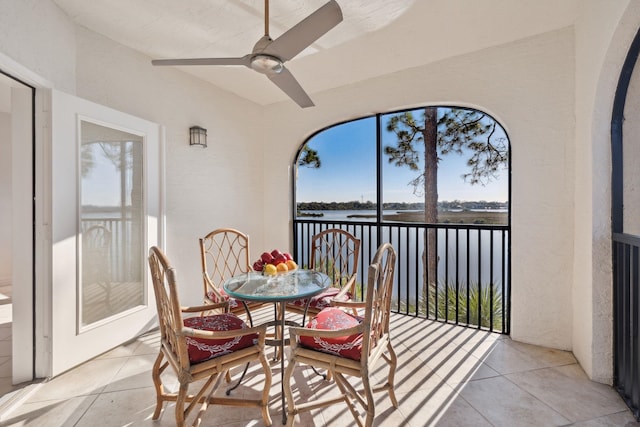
[223,270,330,303]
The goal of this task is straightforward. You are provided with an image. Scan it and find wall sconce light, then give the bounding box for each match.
[189,126,207,148]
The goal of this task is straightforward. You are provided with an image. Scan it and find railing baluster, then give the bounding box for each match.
[466,230,471,325]
[455,228,460,325]
[489,230,495,332]
[477,230,482,329]
[502,230,507,333]
[444,228,450,323]
[293,217,510,333]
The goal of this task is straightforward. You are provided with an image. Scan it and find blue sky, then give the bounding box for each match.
[296,112,509,204]
[82,143,122,206]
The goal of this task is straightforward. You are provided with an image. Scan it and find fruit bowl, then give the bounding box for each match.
[253,249,298,275]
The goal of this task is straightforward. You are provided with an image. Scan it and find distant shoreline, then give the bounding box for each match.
[297,209,508,225]
[384,210,507,224]
[297,200,508,212]
[297,212,324,217]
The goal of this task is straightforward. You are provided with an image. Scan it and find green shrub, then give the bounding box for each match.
[403,280,503,330]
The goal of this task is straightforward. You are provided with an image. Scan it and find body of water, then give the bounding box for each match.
[298,209,408,222]
[297,209,508,222]
[294,213,510,305]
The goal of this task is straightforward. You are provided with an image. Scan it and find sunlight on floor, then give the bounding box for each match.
[0,283,13,401]
[0,306,636,426]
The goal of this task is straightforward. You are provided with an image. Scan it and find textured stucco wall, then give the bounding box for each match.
[72,28,267,307]
[263,27,577,350]
[573,0,633,383]
[0,0,76,92]
[0,0,269,308]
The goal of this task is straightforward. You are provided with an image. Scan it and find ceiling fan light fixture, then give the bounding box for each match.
[250,54,283,75]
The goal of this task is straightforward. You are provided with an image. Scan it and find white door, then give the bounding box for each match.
[48,90,162,376]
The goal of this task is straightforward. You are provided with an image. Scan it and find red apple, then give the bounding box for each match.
[261,252,274,263]
[252,260,263,271]
[270,249,282,258]
[283,252,293,261]
[274,254,287,265]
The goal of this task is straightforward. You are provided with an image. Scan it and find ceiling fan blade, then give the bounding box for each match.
[264,0,343,61]
[268,67,314,108]
[151,55,251,67]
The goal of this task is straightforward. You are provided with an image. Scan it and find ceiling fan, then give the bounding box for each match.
[151,0,343,108]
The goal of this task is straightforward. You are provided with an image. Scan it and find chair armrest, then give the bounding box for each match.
[182,301,229,314]
[330,300,366,309]
[344,274,357,293]
[288,323,364,341]
[333,278,354,300]
[203,273,225,301]
[182,323,268,341]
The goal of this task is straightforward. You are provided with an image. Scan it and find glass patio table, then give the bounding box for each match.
[223,269,330,424]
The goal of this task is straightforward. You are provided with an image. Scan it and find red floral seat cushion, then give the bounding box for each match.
[288,287,352,312]
[299,307,363,361]
[206,288,241,310]
[184,313,257,364]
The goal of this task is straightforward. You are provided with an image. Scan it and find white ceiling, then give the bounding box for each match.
[51,0,579,107]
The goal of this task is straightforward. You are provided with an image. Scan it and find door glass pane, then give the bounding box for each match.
[79,120,145,327]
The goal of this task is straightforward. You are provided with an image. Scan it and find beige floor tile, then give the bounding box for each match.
[284,373,398,427]
[132,333,161,356]
[507,364,629,422]
[378,347,443,395]
[459,376,571,426]
[0,376,18,398]
[0,307,11,328]
[450,326,501,347]
[477,339,554,375]
[568,410,639,426]
[24,357,128,402]
[73,387,165,427]
[458,332,503,357]
[0,356,11,378]
[96,340,143,359]
[102,353,159,393]
[398,321,462,356]
[0,342,11,358]
[503,339,577,367]
[1,311,638,426]
[417,342,500,386]
[430,397,493,427]
[1,394,98,427]
[394,378,462,427]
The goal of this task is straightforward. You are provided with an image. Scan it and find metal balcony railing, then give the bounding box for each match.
[613,232,640,419]
[294,218,511,334]
[81,217,142,283]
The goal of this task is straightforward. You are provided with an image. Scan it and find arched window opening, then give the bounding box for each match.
[293,105,511,334]
[296,106,509,224]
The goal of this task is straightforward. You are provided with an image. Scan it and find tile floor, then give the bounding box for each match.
[0,283,13,402]
[0,307,638,426]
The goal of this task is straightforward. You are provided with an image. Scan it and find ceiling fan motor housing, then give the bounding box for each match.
[250,54,284,74]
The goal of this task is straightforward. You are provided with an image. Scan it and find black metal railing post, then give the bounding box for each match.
[293,218,510,333]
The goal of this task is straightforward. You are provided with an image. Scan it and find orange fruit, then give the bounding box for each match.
[285,260,298,271]
[276,262,289,273]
